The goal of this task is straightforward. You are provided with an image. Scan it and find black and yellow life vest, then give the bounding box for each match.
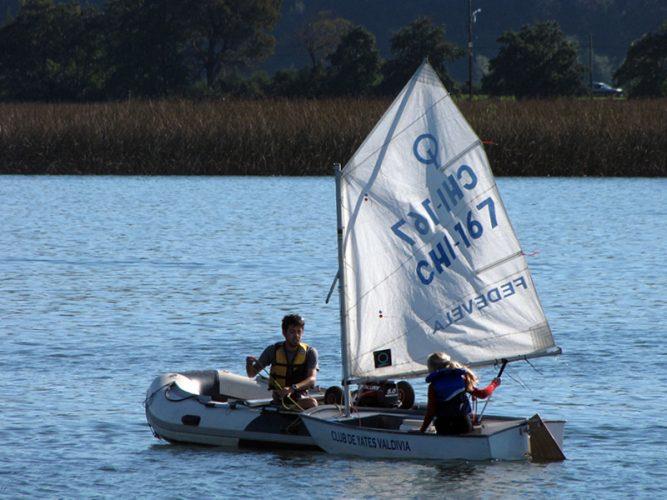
[269,341,309,390]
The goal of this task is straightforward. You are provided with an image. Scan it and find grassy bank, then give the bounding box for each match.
[0,98,664,176]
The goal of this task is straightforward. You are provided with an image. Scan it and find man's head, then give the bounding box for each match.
[281,314,305,348]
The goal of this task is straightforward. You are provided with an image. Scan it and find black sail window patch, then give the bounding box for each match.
[373,349,392,368]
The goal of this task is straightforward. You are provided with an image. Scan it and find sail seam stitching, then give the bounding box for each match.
[437,140,482,173]
[475,251,524,274]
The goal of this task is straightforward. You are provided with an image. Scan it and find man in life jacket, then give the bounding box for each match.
[419,352,500,435]
[245,314,319,410]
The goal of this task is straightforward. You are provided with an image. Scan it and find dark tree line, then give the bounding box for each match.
[613,21,667,98]
[0,1,664,101]
[0,0,282,100]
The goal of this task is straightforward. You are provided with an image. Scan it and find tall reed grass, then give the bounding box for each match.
[0,98,664,176]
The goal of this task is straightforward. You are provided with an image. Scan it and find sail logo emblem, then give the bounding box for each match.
[373,349,392,368]
[413,133,440,165]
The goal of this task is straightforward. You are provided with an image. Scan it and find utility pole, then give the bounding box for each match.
[467,0,473,101]
[588,34,593,97]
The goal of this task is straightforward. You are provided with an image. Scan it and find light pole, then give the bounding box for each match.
[467,1,482,101]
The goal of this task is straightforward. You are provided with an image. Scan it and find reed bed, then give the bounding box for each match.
[0,98,664,176]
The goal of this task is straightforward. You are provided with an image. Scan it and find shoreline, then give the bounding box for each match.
[0,98,664,177]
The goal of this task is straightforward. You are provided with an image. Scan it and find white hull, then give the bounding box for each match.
[302,406,564,461]
[145,372,336,448]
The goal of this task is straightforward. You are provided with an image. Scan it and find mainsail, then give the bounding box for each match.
[338,61,559,383]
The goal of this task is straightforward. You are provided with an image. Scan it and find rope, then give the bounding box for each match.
[524,357,543,374]
[505,371,530,390]
[143,382,174,408]
[252,362,305,412]
[477,395,493,422]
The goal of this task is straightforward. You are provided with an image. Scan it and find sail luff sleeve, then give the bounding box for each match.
[334,164,353,414]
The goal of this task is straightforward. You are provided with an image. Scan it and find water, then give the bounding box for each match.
[0,176,665,498]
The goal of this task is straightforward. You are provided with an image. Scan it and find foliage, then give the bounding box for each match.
[380,16,463,95]
[185,0,281,88]
[297,10,353,69]
[326,26,382,96]
[0,0,106,100]
[267,66,327,98]
[614,21,667,97]
[0,1,662,102]
[482,21,586,98]
[103,0,192,99]
[216,71,271,98]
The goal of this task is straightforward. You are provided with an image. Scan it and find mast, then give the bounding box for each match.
[334,163,352,416]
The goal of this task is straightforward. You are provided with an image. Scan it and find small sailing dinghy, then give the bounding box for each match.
[300,61,565,462]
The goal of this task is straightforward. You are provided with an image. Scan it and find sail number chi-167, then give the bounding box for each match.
[390,162,498,285]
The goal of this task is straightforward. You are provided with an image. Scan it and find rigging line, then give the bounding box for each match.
[524,357,543,375]
[341,93,450,180]
[342,180,503,316]
[505,370,530,391]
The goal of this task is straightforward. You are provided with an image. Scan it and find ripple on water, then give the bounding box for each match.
[0,177,665,497]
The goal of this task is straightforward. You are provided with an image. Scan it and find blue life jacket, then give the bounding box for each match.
[425,368,471,418]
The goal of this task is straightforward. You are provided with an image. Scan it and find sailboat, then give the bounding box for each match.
[300,61,565,461]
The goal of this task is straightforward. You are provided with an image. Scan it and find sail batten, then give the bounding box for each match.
[343,96,450,180]
[337,62,558,383]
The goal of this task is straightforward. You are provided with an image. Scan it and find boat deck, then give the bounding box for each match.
[306,405,527,437]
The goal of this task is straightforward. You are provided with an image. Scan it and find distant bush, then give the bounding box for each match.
[0,98,664,176]
[482,21,586,99]
[614,21,667,98]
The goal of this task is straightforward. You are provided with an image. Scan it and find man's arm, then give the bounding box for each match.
[419,385,436,432]
[292,367,317,392]
[246,356,260,377]
[246,345,273,377]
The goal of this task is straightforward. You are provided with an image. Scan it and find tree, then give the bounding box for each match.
[267,65,327,98]
[185,0,281,89]
[103,0,192,99]
[326,26,382,96]
[380,16,463,95]
[297,10,353,69]
[614,21,667,97]
[482,21,585,98]
[0,0,106,100]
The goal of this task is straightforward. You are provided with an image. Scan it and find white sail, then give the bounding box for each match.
[339,61,558,382]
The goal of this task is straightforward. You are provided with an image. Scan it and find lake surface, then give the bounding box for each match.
[0,176,665,498]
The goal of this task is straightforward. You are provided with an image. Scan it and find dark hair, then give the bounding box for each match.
[282,314,305,332]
